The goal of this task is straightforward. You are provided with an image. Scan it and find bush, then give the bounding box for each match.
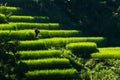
[18,50,62,59]
[0,13,7,23]
[0,38,19,80]
[19,58,71,70]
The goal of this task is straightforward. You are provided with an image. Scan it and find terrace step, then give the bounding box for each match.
[0,6,22,14]
[8,15,50,23]
[0,22,60,30]
[0,30,81,40]
[19,37,105,50]
[17,58,72,70]
[66,42,98,58]
[24,69,79,80]
[91,47,120,59]
[18,50,63,59]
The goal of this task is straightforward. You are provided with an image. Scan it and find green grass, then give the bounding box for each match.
[66,42,98,54]
[0,30,80,40]
[25,69,78,80]
[0,22,60,30]
[8,15,50,22]
[0,6,21,12]
[41,30,81,37]
[19,37,105,50]
[0,23,16,30]
[19,58,71,70]
[91,47,120,59]
[18,50,62,59]
[0,30,35,40]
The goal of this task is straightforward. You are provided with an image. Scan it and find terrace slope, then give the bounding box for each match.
[1,4,119,80]
[0,6,81,80]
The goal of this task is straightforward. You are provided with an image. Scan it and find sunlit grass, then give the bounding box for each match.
[0,6,21,12]
[18,50,62,59]
[0,30,35,40]
[19,37,105,50]
[91,47,120,59]
[25,69,77,79]
[8,15,49,22]
[20,58,71,70]
[66,42,98,53]
[0,22,60,30]
[0,30,80,40]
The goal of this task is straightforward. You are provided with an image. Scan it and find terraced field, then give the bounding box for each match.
[91,47,120,59]
[0,5,120,80]
[0,6,81,80]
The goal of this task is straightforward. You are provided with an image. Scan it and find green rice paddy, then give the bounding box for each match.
[91,47,120,59]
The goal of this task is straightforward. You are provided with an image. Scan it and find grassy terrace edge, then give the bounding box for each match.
[91,47,120,59]
[19,58,71,70]
[0,6,21,12]
[8,15,50,22]
[18,37,105,50]
[0,22,60,30]
[24,69,78,80]
[18,50,62,59]
[0,30,81,40]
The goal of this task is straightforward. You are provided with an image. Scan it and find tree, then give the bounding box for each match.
[0,38,19,80]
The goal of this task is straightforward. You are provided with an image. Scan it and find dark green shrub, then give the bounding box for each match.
[0,38,19,80]
[0,13,7,23]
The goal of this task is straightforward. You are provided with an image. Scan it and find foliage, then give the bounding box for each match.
[83,59,120,80]
[0,38,19,80]
[0,4,12,18]
[0,4,20,15]
[28,0,120,46]
[66,52,120,80]
[0,13,7,23]
[0,3,18,24]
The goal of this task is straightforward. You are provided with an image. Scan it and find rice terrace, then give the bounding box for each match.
[0,0,120,80]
